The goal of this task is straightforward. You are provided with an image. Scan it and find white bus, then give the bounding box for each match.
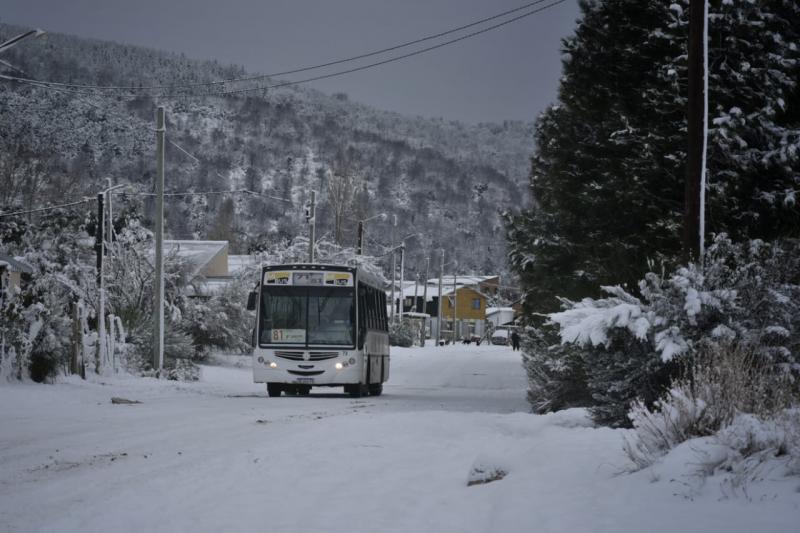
[247,264,390,397]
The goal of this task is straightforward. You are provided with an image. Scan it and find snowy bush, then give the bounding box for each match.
[389,320,416,347]
[624,341,798,469]
[182,275,254,357]
[0,210,96,381]
[547,235,800,427]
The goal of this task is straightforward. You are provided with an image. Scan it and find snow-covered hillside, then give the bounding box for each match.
[0,344,796,533]
[0,22,533,277]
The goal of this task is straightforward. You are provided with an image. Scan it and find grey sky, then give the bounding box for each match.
[2,0,580,123]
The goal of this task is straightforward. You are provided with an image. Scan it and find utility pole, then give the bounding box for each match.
[684,0,708,262]
[390,214,397,322]
[422,256,429,340]
[356,220,364,255]
[399,243,406,321]
[153,106,165,375]
[105,178,114,252]
[306,190,316,263]
[436,249,444,347]
[452,262,458,343]
[95,191,105,373]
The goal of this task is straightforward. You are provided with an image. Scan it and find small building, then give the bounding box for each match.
[486,307,516,329]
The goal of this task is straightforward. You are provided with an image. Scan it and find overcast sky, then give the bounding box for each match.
[2,0,580,123]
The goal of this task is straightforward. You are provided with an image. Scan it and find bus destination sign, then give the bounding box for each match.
[263,271,353,287]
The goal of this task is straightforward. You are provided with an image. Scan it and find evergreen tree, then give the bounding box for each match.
[508,0,800,316]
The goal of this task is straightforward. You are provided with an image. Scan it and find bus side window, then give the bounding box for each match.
[358,285,367,331]
[367,286,376,330]
[379,291,388,332]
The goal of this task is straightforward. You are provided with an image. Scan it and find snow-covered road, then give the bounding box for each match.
[1,344,796,532]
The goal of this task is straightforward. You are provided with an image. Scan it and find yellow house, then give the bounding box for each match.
[440,286,490,339]
[441,286,488,321]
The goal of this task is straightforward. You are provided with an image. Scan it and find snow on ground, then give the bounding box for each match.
[1,344,797,533]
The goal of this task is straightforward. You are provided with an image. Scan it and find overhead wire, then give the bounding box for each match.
[0,0,560,94]
[1,0,568,99]
[0,197,94,218]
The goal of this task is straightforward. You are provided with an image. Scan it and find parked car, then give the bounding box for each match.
[490,329,509,345]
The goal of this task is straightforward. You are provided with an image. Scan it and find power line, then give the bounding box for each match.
[116,188,292,203]
[180,0,569,99]
[0,0,558,94]
[2,0,567,99]
[0,197,94,218]
[164,139,292,203]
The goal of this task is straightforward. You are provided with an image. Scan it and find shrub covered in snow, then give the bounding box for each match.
[389,319,416,348]
[624,341,798,469]
[0,209,96,381]
[544,235,800,427]
[520,325,592,414]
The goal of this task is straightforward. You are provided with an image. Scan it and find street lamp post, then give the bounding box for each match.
[356,212,386,255]
[96,182,125,374]
[397,233,421,322]
[452,262,458,344]
[390,215,397,322]
[0,28,46,55]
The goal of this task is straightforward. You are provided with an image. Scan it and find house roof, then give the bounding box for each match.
[442,285,491,300]
[0,254,33,274]
[163,240,228,279]
[425,275,499,287]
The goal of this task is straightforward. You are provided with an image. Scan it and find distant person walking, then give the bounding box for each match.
[510,330,520,351]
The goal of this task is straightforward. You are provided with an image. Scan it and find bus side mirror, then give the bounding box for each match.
[246,291,257,311]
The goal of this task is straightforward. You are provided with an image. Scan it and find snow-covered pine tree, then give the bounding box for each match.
[508,0,799,418]
[508,0,800,316]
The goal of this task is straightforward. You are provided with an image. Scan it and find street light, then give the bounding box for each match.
[0,28,46,55]
[356,212,387,255]
[397,233,421,321]
[390,215,398,322]
[96,182,125,374]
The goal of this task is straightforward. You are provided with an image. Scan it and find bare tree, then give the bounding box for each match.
[326,167,360,246]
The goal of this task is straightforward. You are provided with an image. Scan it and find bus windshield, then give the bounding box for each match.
[260,286,354,346]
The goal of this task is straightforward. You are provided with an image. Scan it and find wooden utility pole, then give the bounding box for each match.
[421,256,429,347]
[684,0,708,262]
[436,249,444,347]
[356,220,364,255]
[452,263,458,343]
[307,190,316,263]
[96,191,105,373]
[153,106,165,374]
[422,256,429,315]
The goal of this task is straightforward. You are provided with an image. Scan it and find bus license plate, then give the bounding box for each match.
[295,378,314,384]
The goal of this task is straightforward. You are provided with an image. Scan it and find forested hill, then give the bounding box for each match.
[0,23,534,277]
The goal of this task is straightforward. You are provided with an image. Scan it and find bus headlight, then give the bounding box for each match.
[257,356,264,364]
[335,362,344,370]
[269,361,278,369]
[349,358,356,365]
